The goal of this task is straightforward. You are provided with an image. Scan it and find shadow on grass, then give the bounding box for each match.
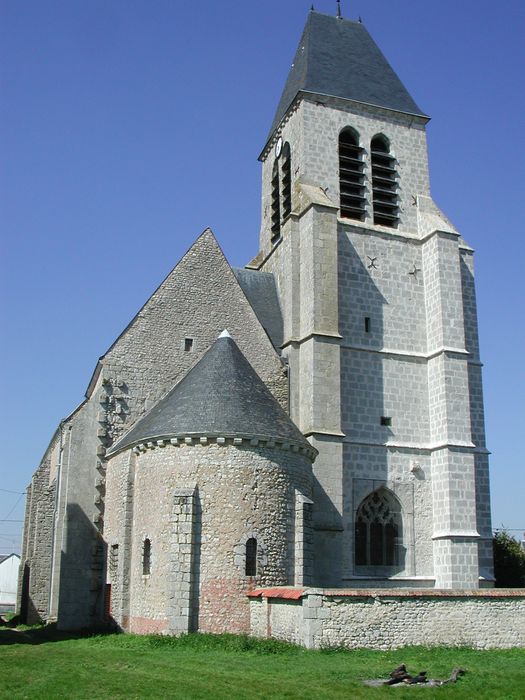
[0,622,118,646]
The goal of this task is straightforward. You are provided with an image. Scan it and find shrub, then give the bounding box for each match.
[493,531,525,587]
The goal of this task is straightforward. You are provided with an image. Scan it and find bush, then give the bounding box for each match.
[493,531,525,587]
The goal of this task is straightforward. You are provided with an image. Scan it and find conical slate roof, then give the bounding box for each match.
[265,11,427,149]
[108,332,313,456]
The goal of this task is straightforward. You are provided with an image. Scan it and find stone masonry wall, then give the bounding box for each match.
[24,227,289,630]
[103,230,287,436]
[18,430,60,624]
[104,442,313,635]
[250,590,525,650]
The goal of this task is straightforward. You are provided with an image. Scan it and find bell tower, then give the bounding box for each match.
[250,10,492,588]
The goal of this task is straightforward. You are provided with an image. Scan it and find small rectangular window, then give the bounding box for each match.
[184,337,194,352]
[364,317,371,333]
[380,416,392,427]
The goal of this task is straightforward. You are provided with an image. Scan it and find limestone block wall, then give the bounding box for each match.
[104,442,313,635]
[250,589,525,650]
[338,227,427,353]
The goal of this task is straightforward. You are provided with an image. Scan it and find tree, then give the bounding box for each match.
[493,531,525,587]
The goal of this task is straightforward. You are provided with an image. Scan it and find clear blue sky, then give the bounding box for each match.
[1,0,524,555]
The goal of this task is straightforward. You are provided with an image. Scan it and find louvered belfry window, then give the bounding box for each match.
[371,135,399,227]
[281,142,292,219]
[271,161,281,244]
[339,128,366,220]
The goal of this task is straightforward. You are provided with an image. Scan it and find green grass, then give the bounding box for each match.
[0,629,524,699]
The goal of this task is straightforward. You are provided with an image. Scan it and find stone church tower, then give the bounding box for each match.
[252,11,492,588]
[18,10,492,633]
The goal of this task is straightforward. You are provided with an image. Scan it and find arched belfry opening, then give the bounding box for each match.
[338,128,366,220]
[355,488,403,568]
[271,161,281,244]
[371,134,398,227]
[281,142,292,220]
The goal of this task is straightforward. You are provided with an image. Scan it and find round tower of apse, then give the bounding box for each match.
[104,331,316,634]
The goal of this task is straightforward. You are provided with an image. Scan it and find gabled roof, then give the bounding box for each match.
[108,332,313,456]
[264,11,427,151]
[233,268,284,350]
[0,553,20,565]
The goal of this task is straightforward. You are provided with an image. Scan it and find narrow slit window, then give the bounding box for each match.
[364,317,371,333]
[281,142,292,220]
[339,128,366,221]
[271,161,281,244]
[143,538,151,575]
[245,537,257,576]
[371,135,399,227]
[184,337,194,352]
[380,416,392,427]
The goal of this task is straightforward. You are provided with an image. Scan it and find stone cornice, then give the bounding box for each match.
[340,342,482,366]
[282,331,343,349]
[343,438,486,453]
[432,530,480,540]
[113,433,318,462]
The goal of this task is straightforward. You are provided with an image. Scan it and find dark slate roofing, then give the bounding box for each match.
[265,11,427,148]
[233,268,284,350]
[0,553,19,564]
[108,332,312,455]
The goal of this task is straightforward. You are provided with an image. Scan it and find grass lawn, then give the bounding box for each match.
[0,629,523,699]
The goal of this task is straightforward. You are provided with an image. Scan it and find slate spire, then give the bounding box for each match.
[264,11,427,149]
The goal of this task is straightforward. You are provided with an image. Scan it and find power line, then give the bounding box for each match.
[1,493,25,522]
[0,488,25,495]
[0,520,24,523]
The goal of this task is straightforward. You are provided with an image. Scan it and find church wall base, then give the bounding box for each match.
[249,588,525,650]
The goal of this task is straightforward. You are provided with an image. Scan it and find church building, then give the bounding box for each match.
[18,10,493,635]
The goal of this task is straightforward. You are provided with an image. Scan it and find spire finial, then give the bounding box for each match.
[310,4,315,11]
[336,0,342,18]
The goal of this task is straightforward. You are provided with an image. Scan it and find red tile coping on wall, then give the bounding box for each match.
[247,587,525,600]
[247,587,305,599]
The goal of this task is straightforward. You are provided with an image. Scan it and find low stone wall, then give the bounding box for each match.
[249,588,525,649]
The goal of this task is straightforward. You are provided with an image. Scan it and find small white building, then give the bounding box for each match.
[0,553,20,612]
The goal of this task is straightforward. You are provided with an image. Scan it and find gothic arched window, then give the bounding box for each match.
[371,135,399,227]
[245,537,257,576]
[339,128,366,220]
[142,538,151,575]
[271,161,281,244]
[355,489,402,567]
[281,142,292,220]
